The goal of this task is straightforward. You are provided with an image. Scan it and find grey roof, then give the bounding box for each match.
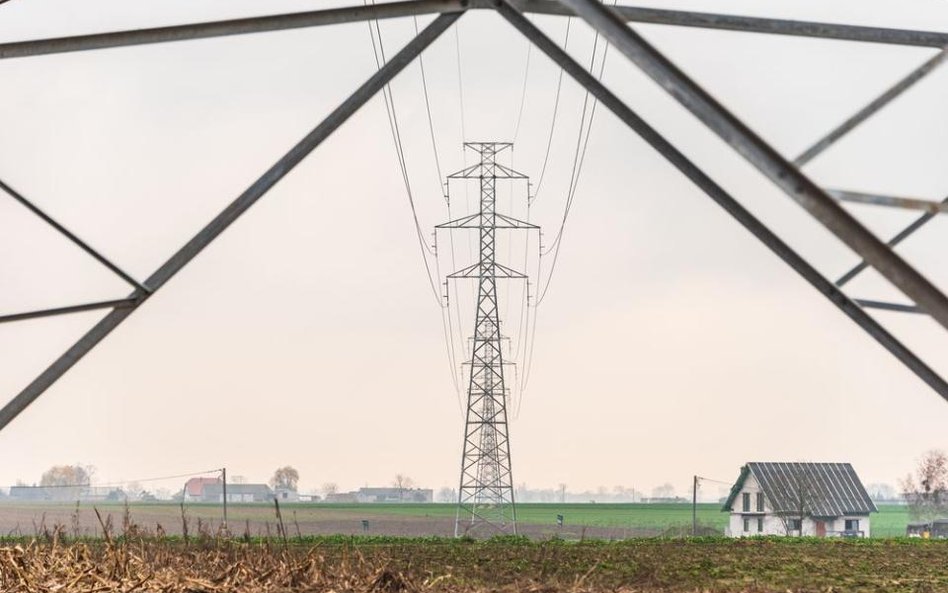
[724,462,877,517]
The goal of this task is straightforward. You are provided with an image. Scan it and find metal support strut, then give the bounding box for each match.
[0,12,461,433]
[496,1,948,402]
[556,0,948,332]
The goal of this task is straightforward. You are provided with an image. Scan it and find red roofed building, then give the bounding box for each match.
[183,477,221,502]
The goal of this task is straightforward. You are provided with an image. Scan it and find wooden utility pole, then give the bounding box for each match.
[692,475,698,536]
[222,467,228,530]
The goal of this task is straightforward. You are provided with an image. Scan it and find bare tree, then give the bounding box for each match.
[269,466,300,491]
[393,474,414,500]
[901,449,948,521]
[651,483,675,499]
[321,482,338,497]
[771,464,820,536]
[436,487,457,503]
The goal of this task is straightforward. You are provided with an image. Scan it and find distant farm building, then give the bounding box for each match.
[323,487,434,503]
[183,477,222,502]
[181,477,289,503]
[9,485,78,501]
[723,462,876,537]
[203,483,272,503]
[356,487,433,503]
[325,492,359,503]
[9,485,145,502]
[274,488,300,502]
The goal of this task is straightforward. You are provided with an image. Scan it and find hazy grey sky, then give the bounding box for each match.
[1,0,946,499]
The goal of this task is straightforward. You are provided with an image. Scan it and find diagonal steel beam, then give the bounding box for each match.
[0,178,148,292]
[4,0,947,61]
[794,48,948,166]
[828,189,948,214]
[837,194,948,287]
[0,0,466,60]
[0,298,139,324]
[559,0,948,331]
[510,1,948,48]
[855,299,924,314]
[0,12,461,433]
[497,0,948,402]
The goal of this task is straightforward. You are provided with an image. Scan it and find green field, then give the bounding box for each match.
[309,502,911,536]
[0,501,912,538]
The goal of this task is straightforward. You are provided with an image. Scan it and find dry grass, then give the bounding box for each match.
[1,536,947,592]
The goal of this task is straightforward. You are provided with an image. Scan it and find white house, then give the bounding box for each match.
[722,462,877,537]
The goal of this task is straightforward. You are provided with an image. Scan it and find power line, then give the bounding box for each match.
[409,15,466,405]
[368,11,467,409]
[4,468,222,491]
[367,8,435,258]
[413,15,447,199]
[443,300,464,411]
[535,18,611,306]
[519,236,543,394]
[445,192,468,390]
[454,22,467,142]
[542,31,605,256]
[451,29,477,306]
[365,3,443,308]
[521,17,614,390]
[696,475,735,487]
[530,17,572,205]
[512,41,532,143]
[519,281,540,394]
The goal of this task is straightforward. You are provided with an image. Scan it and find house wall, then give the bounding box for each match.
[275,489,300,502]
[726,473,779,536]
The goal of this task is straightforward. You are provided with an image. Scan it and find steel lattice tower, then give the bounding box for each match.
[437,142,538,537]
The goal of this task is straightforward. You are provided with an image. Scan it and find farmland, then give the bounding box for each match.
[0,501,912,538]
[0,501,932,591]
[1,536,945,592]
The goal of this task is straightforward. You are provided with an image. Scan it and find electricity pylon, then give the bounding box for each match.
[437,142,538,537]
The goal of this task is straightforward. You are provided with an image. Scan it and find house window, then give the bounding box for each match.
[757,517,764,533]
[742,492,750,512]
[756,492,765,512]
[845,519,860,532]
[788,518,802,532]
[743,518,750,532]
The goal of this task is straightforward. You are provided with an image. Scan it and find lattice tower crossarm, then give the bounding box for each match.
[438,142,536,537]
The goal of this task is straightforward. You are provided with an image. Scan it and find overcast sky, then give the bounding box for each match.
[1,0,946,500]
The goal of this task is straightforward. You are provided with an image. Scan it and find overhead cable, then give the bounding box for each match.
[413,15,448,199]
[3,468,222,490]
[536,17,611,306]
[512,42,533,143]
[365,4,442,307]
[530,17,572,204]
